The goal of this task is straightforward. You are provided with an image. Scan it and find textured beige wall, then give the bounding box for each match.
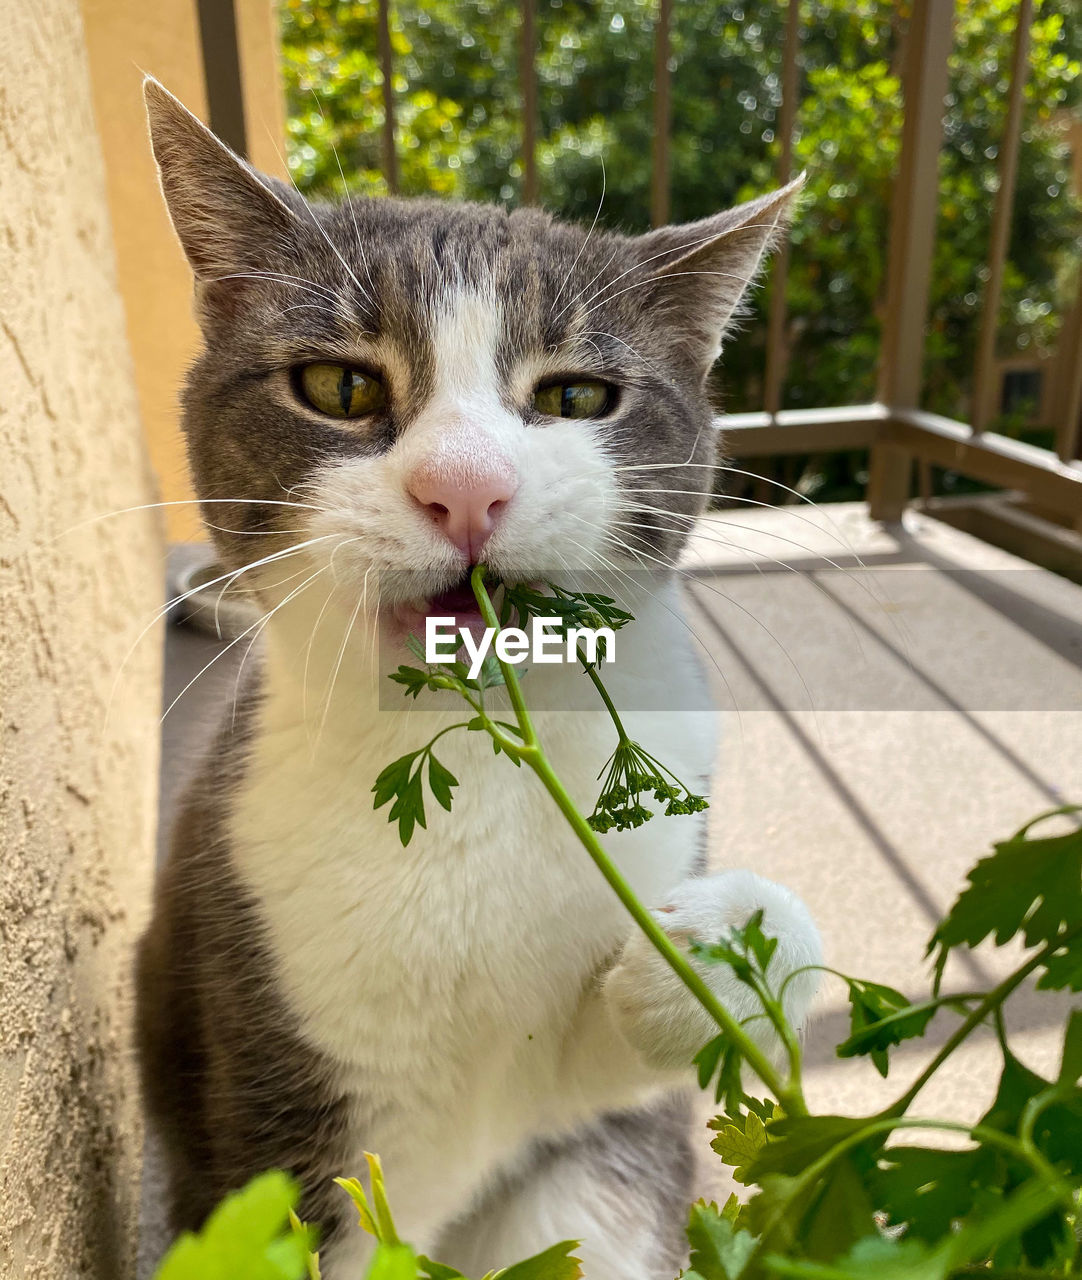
[0,2,164,1276]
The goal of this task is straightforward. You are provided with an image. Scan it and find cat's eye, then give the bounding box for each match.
[533,380,614,420]
[299,363,387,419]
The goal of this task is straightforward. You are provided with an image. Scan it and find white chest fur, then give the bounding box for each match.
[227,592,715,1241]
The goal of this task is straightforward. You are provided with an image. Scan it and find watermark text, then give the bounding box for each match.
[426,615,616,679]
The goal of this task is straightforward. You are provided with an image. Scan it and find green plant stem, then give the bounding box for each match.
[882,928,1082,1120]
[582,661,630,740]
[469,567,806,1116]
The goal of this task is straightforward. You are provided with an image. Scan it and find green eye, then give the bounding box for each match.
[299,363,386,419]
[533,380,613,420]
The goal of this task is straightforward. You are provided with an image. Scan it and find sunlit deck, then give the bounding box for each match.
[687,503,1080,1176]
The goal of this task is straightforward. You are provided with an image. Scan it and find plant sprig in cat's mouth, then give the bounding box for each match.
[373,569,708,843]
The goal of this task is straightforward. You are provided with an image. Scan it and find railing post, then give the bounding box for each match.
[650,0,673,228]
[520,0,539,204]
[1060,267,1082,470]
[377,0,399,194]
[868,0,954,521]
[763,0,801,415]
[971,0,1033,432]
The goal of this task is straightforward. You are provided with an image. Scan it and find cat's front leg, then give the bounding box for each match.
[560,871,821,1103]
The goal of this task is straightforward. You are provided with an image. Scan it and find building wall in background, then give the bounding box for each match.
[0,1,164,1275]
[81,0,287,542]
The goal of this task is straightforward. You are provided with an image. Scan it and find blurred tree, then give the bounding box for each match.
[280,0,1082,498]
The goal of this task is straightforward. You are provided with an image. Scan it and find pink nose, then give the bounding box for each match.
[407,459,518,561]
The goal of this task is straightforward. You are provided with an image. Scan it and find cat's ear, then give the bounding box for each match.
[633,176,804,372]
[143,76,301,281]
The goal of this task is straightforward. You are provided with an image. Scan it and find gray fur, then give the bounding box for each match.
[136,686,356,1248]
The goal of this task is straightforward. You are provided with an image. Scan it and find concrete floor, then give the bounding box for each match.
[683,504,1080,1130]
[140,503,1082,1269]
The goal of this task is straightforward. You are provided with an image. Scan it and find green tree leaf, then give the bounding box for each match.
[709,1108,771,1185]
[427,754,459,812]
[1059,1008,1082,1085]
[366,1243,421,1280]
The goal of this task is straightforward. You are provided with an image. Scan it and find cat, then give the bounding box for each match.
[135,77,822,1280]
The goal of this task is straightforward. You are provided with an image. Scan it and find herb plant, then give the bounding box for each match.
[154,570,1082,1280]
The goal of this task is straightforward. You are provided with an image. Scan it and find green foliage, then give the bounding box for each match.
[929,805,1082,991]
[835,981,955,1078]
[588,738,709,832]
[154,1172,312,1280]
[684,1198,757,1279]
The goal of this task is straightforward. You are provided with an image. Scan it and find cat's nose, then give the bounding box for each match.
[407,459,518,561]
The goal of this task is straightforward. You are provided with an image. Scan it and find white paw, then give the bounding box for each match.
[602,870,822,1072]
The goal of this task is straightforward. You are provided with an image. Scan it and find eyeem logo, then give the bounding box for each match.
[426,615,616,679]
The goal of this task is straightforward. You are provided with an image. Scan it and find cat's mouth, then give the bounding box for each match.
[390,570,487,640]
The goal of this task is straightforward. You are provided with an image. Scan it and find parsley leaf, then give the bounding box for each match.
[155,1171,309,1280]
[929,807,1082,990]
[836,981,949,1077]
[684,1199,757,1279]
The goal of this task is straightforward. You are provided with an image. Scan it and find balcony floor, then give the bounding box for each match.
[683,502,1081,1188]
[140,503,1082,1271]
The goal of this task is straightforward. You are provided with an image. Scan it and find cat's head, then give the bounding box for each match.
[145,78,800,642]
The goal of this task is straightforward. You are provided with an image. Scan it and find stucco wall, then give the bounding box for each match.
[0,2,164,1276]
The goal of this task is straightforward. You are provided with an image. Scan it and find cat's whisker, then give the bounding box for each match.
[279,303,346,321]
[104,534,335,734]
[557,526,747,725]
[162,563,328,725]
[568,219,782,318]
[572,328,667,379]
[231,566,332,730]
[606,510,868,660]
[317,569,369,749]
[606,513,768,579]
[206,271,341,304]
[302,537,365,729]
[579,267,763,324]
[204,522,310,536]
[551,242,622,326]
[611,459,871,568]
[617,486,902,644]
[566,514,819,719]
[618,481,869,571]
[51,497,325,545]
[306,87,379,300]
[618,496,870,591]
[551,154,607,312]
[261,126,376,309]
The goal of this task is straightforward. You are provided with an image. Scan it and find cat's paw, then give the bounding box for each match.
[602,870,822,1072]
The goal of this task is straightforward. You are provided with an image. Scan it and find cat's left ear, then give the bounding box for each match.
[634,175,805,372]
[143,76,302,282]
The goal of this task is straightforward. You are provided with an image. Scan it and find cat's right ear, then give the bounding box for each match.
[143,76,300,282]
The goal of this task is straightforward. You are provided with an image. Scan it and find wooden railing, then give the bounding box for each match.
[202,0,1082,541]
